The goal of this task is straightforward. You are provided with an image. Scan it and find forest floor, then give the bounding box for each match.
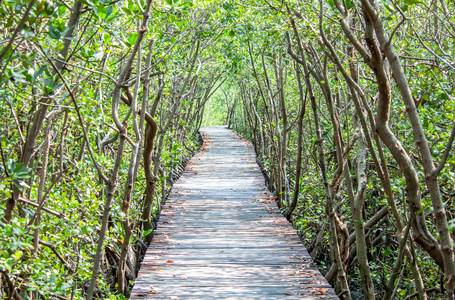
[130,126,337,299]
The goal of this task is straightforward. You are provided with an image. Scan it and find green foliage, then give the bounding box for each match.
[1,0,455,298]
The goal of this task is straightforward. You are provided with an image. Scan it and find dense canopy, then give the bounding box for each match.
[1,0,455,299]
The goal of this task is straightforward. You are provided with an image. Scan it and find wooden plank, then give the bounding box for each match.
[130,126,335,299]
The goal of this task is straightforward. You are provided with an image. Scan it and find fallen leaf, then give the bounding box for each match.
[312,288,329,295]
[150,291,158,294]
[166,260,174,263]
[284,293,297,296]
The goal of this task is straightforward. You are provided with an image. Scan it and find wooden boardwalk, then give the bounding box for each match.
[130,126,337,299]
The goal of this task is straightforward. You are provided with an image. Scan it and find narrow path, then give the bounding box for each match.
[130,126,337,299]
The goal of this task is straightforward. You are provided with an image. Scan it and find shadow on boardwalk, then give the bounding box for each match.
[130,126,338,299]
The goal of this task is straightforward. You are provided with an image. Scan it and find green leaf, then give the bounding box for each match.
[384,4,395,12]
[48,26,61,39]
[121,6,132,15]
[128,0,135,12]
[326,0,335,9]
[14,250,23,261]
[440,93,449,100]
[105,5,114,19]
[16,166,31,176]
[13,162,24,174]
[6,17,14,27]
[95,4,106,19]
[143,229,153,236]
[55,43,65,51]
[17,180,30,189]
[128,32,139,46]
[58,5,67,15]
[103,32,110,44]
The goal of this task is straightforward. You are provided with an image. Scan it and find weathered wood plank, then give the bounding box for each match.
[130,126,336,299]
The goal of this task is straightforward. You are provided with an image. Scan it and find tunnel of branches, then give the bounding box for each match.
[1,0,455,299]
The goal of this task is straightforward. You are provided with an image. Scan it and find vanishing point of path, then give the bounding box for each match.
[130,126,337,299]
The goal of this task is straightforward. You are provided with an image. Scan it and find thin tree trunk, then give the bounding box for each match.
[86,0,153,296]
[343,132,375,299]
[285,64,307,221]
[5,0,82,223]
[361,0,455,295]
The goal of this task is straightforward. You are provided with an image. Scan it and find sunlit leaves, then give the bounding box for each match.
[127,32,139,47]
[103,32,110,44]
